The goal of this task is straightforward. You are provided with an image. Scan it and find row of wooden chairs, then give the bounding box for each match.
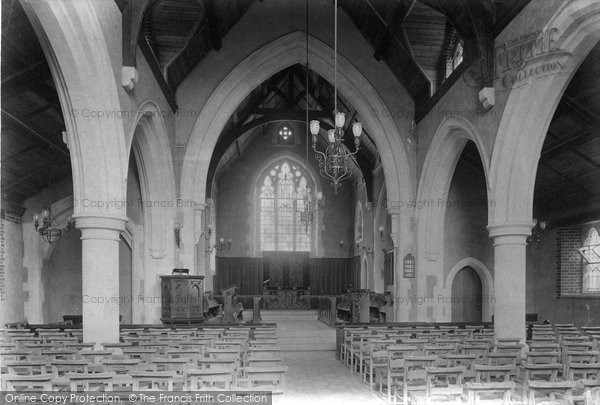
[1,325,288,393]
[338,324,600,404]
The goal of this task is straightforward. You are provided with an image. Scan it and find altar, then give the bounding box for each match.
[262,252,310,309]
[263,286,311,309]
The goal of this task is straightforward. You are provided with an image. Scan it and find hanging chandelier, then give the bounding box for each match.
[33,209,74,244]
[309,0,362,194]
[33,148,75,244]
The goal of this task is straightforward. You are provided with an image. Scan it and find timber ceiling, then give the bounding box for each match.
[5,0,597,226]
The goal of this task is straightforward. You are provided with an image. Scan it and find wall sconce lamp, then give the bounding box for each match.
[379,224,391,241]
[361,245,375,256]
[527,218,547,247]
[206,237,232,254]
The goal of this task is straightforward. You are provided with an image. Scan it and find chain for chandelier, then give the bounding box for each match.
[309,0,362,193]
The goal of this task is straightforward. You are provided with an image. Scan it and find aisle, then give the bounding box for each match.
[275,350,387,405]
[264,316,385,405]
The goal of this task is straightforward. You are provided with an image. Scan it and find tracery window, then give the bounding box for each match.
[259,160,313,252]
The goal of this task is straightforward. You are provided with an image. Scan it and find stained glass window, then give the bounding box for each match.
[583,228,600,293]
[259,160,313,252]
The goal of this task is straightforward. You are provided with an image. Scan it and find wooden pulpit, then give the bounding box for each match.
[160,274,204,324]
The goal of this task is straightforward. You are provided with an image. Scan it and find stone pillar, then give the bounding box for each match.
[488,224,530,344]
[389,207,416,322]
[76,216,126,345]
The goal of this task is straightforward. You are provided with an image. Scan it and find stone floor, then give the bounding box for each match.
[274,350,386,405]
[268,317,385,405]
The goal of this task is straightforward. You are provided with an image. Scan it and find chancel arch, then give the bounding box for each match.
[180,33,415,300]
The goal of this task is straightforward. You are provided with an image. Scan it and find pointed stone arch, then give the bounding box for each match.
[444,257,494,322]
[489,0,600,228]
[179,32,414,273]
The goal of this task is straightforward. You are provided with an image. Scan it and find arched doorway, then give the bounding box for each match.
[451,266,482,323]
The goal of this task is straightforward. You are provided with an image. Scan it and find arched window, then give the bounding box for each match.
[355,201,363,243]
[440,23,464,83]
[582,228,600,293]
[259,160,314,252]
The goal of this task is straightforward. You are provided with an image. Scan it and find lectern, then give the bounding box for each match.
[221,286,240,325]
[160,273,204,324]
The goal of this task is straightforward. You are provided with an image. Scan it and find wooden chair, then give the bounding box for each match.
[102,358,141,374]
[424,344,455,357]
[41,349,78,360]
[525,351,561,367]
[185,368,234,391]
[0,349,34,361]
[67,372,116,392]
[563,350,600,376]
[121,347,158,361]
[523,363,562,382]
[525,380,577,404]
[4,373,54,391]
[474,364,514,383]
[245,356,283,368]
[464,381,516,405]
[529,342,560,352]
[79,349,114,364]
[376,346,418,402]
[363,346,389,391]
[245,346,280,360]
[421,366,465,405]
[566,363,600,380]
[131,371,175,391]
[65,342,95,350]
[496,338,522,346]
[397,356,438,405]
[166,348,203,364]
[248,339,278,347]
[344,329,370,368]
[239,365,288,394]
[51,359,89,376]
[460,344,491,362]
[5,360,48,375]
[206,347,242,361]
[196,358,239,372]
[443,353,478,380]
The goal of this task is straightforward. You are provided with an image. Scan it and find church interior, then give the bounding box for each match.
[2,0,600,403]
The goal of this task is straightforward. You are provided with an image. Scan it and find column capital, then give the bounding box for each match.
[487,222,531,246]
[193,203,209,212]
[389,233,400,249]
[75,215,127,241]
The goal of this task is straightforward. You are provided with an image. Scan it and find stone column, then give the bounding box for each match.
[389,207,416,322]
[488,224,531,344]
[76,216,126,345]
